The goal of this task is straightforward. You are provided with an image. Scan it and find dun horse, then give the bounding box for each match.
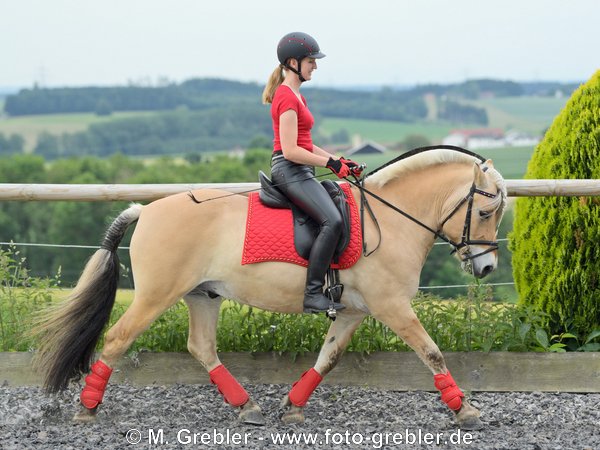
[33,148,506,429]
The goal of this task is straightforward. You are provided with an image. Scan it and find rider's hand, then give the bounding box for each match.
[340,157,365,176]
[326,157,351,179]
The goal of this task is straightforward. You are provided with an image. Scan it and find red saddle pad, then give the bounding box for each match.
[242,183,362,269]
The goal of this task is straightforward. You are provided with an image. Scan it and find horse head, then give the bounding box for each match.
[437,158,507,278]
[365,148,507,280]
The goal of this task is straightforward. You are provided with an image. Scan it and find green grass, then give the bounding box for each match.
[464,96,567,135]
[478,146,535,179]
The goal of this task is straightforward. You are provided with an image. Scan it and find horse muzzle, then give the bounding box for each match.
[459,245,498,278]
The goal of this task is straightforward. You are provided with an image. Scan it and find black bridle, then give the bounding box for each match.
[438,181,500,261]
[348,145,503,262]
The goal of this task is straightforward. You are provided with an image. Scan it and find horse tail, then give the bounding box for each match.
[32,203,143,393]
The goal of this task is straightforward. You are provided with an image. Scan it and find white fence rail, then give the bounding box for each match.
[1,179,600,201]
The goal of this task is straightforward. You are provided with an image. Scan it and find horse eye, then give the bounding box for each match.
[479,210,492,220]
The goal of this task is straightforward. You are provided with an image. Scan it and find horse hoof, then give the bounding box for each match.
[458,415,484,430]
[239,400,265,426]
[281,405,305,424]
[72,406,98,423]
[456,401,483,430]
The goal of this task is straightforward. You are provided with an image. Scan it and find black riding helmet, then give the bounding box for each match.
[277,32,325,82]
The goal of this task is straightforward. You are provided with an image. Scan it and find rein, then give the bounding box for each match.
[349,145,501,261]
[187,145,501,261]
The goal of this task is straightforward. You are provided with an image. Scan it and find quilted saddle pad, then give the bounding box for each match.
[242,183,362,269]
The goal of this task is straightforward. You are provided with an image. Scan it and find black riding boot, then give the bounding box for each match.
[270,158,346,314]
[303,236,346,314]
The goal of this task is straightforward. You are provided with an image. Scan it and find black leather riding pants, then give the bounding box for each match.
[271,157,343,295]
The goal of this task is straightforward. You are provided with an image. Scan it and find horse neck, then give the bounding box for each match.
[361,163,473,263]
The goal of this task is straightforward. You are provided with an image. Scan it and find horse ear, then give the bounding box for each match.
[484,159,494,169]
[473,162,489,188]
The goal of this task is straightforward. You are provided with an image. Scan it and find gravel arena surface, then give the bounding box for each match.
[1,383,599,450]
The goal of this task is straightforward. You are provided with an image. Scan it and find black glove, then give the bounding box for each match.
[340,157,365,176]
[326,157,351,179]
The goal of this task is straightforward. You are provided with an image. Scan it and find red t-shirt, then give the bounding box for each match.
[271,84,314,153]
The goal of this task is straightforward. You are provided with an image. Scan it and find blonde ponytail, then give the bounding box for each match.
[262,65,285,104]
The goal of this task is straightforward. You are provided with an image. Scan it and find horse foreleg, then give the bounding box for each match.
[184,295,265,426]
[281,311,365,424]
[374,306,483,430]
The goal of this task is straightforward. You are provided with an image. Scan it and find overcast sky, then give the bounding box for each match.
[2,0,599,89]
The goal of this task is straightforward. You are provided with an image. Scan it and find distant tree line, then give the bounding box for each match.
[6,78,573,118]
[3,79,260,116]
[438,99,488,124]
[413,79,525,99]
[4,77,492,125]
[0,133,25,155]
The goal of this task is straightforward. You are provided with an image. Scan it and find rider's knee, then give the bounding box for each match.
[323,212,343,235]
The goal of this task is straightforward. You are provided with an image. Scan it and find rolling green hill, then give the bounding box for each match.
[0,111,158,152]
[467,96,567,134]
[0,78,570,156]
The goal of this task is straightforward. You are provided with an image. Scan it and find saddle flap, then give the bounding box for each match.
[258,171,291,209]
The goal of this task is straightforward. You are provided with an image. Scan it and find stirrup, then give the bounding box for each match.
[303,294,344,314]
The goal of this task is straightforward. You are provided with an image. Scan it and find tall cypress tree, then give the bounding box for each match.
[510,70,600,337]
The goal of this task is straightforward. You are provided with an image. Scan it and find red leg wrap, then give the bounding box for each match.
[434,371,464,411]
[80,360,113,409]
[209,364,249,407]
[289,368,323,407]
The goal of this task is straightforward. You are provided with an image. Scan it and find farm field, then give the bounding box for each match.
[320,96,567,146]
[0,111,158,152]
[462,96,567,135]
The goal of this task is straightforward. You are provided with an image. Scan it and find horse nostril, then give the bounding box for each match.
[481,265,494,277]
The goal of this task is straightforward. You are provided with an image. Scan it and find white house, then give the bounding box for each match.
[442,128,506,149]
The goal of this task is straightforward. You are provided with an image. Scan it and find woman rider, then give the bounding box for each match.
[262,32,363,313]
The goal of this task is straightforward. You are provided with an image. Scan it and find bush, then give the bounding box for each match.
[510,70,600,338]
[0,245,58,351]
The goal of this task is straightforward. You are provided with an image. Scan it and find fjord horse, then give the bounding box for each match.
[33,149,506,429]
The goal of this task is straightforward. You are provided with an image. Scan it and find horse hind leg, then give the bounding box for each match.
[184,292,265,426]
[73,291,182,422]
[281,311,365,424]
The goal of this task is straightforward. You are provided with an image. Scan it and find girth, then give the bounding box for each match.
[257,170,351,262]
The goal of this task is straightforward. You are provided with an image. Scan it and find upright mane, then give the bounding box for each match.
[367,149,481,188]
[366,148,508,216]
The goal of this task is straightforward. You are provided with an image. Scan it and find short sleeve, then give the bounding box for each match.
[273,87,300,118]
